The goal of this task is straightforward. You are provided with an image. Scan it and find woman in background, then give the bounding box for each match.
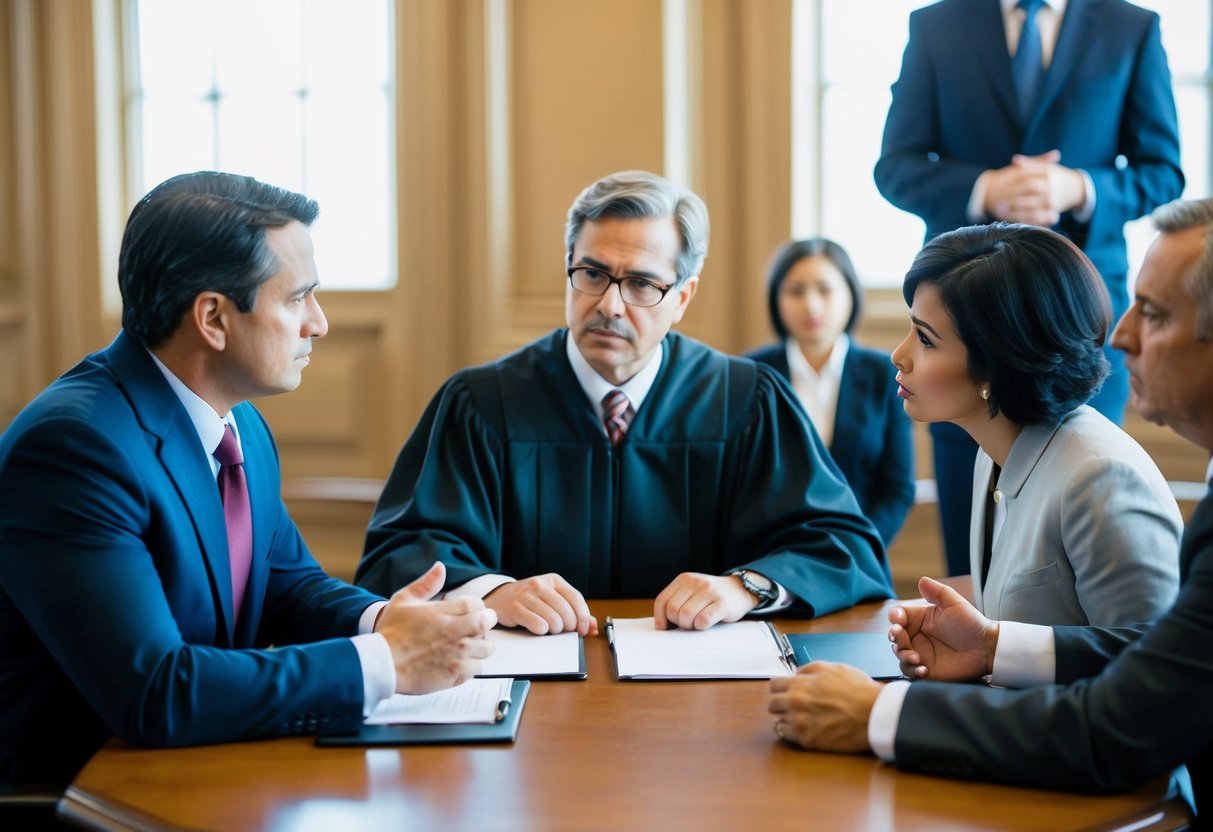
[891,223,1180,626]
[748,238,915,550]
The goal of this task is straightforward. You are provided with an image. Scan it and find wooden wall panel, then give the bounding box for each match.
[3,0,1206,586]
[255,325,387,477]
[693,0,792,352]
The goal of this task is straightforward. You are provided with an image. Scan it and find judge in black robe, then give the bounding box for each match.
[357,327,891,616]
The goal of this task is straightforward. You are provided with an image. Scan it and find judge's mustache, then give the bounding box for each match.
[582,317,636,343]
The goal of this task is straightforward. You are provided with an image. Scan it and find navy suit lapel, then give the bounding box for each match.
[963,0,1022,130]
[106,332,239,640]
[1029,0,1096,132]
[831,350,862,456]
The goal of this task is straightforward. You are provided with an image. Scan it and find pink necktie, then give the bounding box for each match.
[214,425,252,619]
[602,389,630,447]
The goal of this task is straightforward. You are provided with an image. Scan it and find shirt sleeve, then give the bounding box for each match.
[990,620,1057,689]
[447,573,516,600]
[869,679,912,761]
[967,171,991,222]
[351,632,396,717]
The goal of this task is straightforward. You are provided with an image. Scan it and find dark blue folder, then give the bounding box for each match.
[786,633,905,680]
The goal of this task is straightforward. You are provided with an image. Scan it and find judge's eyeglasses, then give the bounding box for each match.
[567,266,676,308]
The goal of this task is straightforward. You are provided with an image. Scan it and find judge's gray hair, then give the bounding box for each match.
[564,170,709,286]
[1152,197,1213,339]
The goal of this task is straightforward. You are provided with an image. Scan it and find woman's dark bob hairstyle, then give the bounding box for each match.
[902,223,1111,425]
[765,238,863,341]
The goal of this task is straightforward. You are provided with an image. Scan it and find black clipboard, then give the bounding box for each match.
[315,679,530,746]
[785,632,905,680]
[476,635,587,680]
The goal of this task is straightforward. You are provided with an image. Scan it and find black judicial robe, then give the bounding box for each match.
[357,330,892,615]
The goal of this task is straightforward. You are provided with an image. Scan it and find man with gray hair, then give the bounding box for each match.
[358,170,891,634]
[767,196,1213,819]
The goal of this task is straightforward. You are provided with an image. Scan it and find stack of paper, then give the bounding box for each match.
[607,617,793,680]
[365,677,514,725]
[477,629,585,679]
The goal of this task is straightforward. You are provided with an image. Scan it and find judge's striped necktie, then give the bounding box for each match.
[602,389,630,447]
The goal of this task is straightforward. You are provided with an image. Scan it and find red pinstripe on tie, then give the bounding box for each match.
[602,389,630,447]
[214,425,253,619]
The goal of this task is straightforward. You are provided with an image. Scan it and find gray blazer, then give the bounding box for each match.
[970,406,1181,626]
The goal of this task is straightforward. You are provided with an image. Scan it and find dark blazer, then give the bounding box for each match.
[874,0,1183,294]
[893,487,1213,817]
[747,342,915,548]
[0,332,381,783]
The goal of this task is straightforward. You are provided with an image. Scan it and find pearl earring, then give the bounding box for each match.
[981,387,990,401]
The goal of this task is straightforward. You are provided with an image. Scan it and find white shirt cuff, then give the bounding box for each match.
[868,679,911,762]
[1072,169,1096,222]
[358,601,387,635]
[351,632,396,716]
[990,620,1056,689]
[967,172,992,222]
[447,573,515,600]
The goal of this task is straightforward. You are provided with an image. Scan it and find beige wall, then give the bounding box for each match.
[2,0,1207,590]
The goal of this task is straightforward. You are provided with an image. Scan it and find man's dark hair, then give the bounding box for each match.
[764,238,864,340]
[902,223,1111,425]
[118,171,319,347]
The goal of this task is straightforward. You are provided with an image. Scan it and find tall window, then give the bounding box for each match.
[127,0,395,290]
[792,0,1213,288]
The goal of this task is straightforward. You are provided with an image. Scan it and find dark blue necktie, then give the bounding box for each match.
[1012,0,1045,121]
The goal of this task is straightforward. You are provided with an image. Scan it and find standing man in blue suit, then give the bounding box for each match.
[874,0,1184,575]
[0,172,497,787]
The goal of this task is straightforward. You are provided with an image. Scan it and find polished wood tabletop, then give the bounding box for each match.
[60,599,1180,832]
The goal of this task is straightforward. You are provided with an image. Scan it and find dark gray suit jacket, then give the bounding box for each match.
[894,486,1213,818]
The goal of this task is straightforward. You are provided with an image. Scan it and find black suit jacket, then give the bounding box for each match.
[747,342,915,547]
[895,488,1213,817]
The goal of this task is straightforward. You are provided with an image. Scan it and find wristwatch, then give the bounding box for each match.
[735,569,778,610]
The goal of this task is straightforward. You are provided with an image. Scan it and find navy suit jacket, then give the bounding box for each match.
[0,332,382,783]
[875,0,1183,292]
[894,487,1213,816]
[747,342,915,548]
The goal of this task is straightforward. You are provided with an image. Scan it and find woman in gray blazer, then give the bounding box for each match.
[890,223,1181,626]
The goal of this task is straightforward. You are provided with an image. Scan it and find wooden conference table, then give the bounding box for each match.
[60,599,1185,832]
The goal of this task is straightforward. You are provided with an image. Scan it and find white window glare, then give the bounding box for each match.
[129,0,396,290]
[792,0,1211,289]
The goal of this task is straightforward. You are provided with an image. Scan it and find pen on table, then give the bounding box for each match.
[605,617,615,647]
[765,621,796,675]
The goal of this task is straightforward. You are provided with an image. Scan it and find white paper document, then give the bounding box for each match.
[365,677,514,725]
[478,628,582,678]
[607,617,794,680]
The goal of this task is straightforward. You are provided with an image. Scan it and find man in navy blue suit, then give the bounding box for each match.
[769,196,1213,820]
[874,0,1184,575]
[0,172,497,786]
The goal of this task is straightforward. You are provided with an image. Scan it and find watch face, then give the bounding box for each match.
[740,571,775,600]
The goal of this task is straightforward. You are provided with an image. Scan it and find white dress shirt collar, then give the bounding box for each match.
[565,330,664,422]
[784,335,849,447]
[146,348,239,471]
